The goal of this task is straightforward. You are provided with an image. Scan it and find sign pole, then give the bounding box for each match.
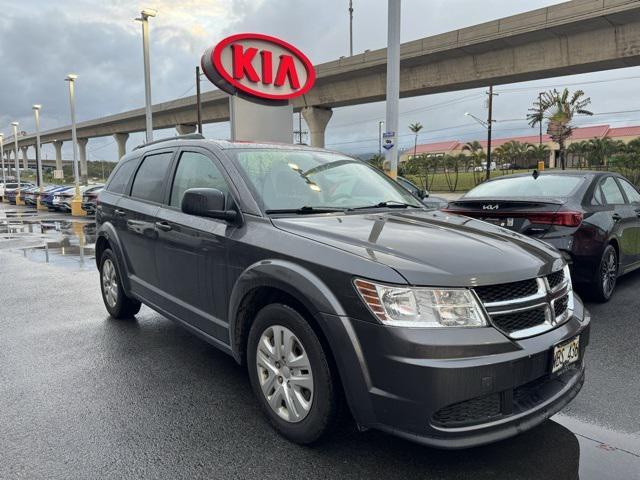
[385,0,401,179]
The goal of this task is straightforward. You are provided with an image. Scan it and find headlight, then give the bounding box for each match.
[354,279,488,328]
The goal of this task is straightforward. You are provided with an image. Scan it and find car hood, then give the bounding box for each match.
[272,210,564,286]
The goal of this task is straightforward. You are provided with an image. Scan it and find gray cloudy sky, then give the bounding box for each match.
[1,0,640,161]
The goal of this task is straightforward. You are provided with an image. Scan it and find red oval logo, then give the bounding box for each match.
[201,33,316,101]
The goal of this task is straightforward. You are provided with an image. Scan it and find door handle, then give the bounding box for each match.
[612,213,622,222]
[114,209,126,217]
[155,221,173,232]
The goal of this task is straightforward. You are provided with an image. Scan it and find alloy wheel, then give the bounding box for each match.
[256,325,314,423]
[601,249,617,298]
[102,259,119,308]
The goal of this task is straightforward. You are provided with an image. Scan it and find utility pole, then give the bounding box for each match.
[385,0,401,179]
[349,1,354,56]
[486,85,496,181]
[378,120,384,156]
[196,66,203,134]
[294,112,308,144]
[538,92,543,146]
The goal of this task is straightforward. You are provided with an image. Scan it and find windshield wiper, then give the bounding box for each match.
[348,200,422,211]
[265,206,347,215]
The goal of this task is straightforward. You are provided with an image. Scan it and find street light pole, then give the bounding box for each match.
[0,134,5,193]
[486,85,494,181]
[66,74,85,217]
[137,8,157,143]
[33,105,47,210]
[349,0,354,56]
[195,65,203,134]
[11,122,24,205]
[378,121,384,156]
[385,0,401,179]
[538,92,543,146]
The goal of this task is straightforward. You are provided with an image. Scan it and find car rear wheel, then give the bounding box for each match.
[99,249,141,318]
[247,303,339,444]
[589,244,618,302]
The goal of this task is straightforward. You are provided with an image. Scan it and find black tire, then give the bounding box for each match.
[588,244,618,303]
[247,303,339,444]
[99,248,142,318]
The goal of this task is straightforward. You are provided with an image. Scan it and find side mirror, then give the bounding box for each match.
[417,189,427,199]
[181,188,238,223]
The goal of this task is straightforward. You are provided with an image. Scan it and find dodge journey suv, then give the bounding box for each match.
[96,135,590,448]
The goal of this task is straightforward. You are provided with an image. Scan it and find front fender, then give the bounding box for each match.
[227,259,347,361]
[96,223,132,294]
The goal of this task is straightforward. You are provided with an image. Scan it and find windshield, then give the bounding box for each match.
[230,149,422,211]
[464,175,584,198]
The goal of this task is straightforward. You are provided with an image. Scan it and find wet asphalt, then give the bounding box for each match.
[0,203,639,480]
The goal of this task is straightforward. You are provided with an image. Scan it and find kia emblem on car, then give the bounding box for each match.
[482,204,500,210]
[201,33,316,101]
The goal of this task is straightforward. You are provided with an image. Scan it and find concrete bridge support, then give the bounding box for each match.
[114,133,129,160]
[53,141,64,171]
[176,124,197,135]
[21,146,29,170]
[301,107,333,148]
[77,138,88,185]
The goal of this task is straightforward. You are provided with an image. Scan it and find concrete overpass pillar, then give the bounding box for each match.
[21,146,29,170]
[301,107,333,148]
[114,133,129,160]
[53,140,63,171]
[176,124,197,135]
[78,138,88,185]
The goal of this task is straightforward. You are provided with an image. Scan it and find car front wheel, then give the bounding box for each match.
[247,303,339,444]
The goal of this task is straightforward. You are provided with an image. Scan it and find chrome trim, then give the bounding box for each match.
[481,277,546,308]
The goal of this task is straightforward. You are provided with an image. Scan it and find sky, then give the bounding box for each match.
[1,0,640,162]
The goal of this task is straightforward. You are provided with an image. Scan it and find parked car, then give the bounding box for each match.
[41,186,71,210]
[474,161,497,172]
[5,183,35,204]
[22,185,41,206]
[445,170,640,301]
[396,176,449,209]
[81,185,105,215]
[96,138,589,449]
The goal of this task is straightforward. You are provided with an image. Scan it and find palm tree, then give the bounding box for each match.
[494,141,532,169]
[462,141,486,184]
[586,137,626,167]
[567,141,590,169]
[527,144,551,167]
[527,88,593,170]
[409,122,424,161]
[368,153,385,171]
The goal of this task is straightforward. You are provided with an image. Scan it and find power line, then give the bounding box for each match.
[496,74,640,94]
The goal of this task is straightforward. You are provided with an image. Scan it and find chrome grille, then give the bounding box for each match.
[474,268,573,339]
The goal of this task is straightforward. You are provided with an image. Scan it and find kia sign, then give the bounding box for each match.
[201,33,316,101]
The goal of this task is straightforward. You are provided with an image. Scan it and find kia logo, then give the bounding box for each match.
[201,33,316,101]
[482,204,499,210]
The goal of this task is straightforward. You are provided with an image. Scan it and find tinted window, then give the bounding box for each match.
[465,175,583,198]
[618,178,640,204]
[591,184,604,206]
[600,176,625,205]
[106,158,138,194]
[169,151,230,208]
[130,152,173,203]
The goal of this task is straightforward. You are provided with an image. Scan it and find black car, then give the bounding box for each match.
[396,176,449,209]
[95,136,589,449]
[445,171,640,301]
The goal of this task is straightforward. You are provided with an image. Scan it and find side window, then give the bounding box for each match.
[169,151,230,208]
[130,152,174,203]
[106,158,138,194]
[600,176,626,205]
[618,178,640,204]
[591,184,604,206]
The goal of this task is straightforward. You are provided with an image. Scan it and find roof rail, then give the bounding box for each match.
[134,133,205,150]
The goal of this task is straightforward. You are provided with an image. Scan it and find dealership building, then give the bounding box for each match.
[399,124,640,168]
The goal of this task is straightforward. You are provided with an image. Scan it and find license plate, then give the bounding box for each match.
[551,336,580,374]
[483,217,515,228]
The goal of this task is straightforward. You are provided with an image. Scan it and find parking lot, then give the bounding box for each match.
[1,202,639,480]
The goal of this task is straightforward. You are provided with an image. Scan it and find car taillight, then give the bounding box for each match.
[527,211,583,227]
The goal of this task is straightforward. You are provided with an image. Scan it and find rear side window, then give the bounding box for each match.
[130,152,174,203]
[106,159,138,194]
[618,178,640,204]
[169,151,230,208]
[600,176,625,205]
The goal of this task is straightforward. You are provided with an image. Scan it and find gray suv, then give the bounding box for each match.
[95,135,590,448]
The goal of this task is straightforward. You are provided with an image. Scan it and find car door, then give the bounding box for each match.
[116,150,174,296]
[154,148,235,343]
[616,177,640,270]
[599,175,638,268]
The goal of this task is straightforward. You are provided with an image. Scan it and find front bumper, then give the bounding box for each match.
[320,295,590,449]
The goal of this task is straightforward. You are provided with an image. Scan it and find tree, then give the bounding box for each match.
[462,141,486,184]
[527,88,593,170]
[567,141,590,169]
[493,141,532,169]
[408,122,424,161]
[367,153,385,171]
[528,144,550,167]
[586,137,626,167]
[403,154,430,190]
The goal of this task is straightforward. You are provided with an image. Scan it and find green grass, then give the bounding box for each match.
[405,169,533,193]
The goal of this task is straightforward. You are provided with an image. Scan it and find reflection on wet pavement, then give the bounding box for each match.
[0,208,96,270]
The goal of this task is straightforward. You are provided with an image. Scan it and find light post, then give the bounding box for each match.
[465,109,495,181]
[385,0,401,179]
[348,0,354,56]
[11,122,24,205]
[33,104,47,210]
[66,74,85,217]
[0,134,5,197]
[378,121,384,156]
[136,8,157,143]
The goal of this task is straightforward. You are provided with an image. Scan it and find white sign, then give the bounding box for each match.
[53,169,64,179]
[382,131,395,138]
